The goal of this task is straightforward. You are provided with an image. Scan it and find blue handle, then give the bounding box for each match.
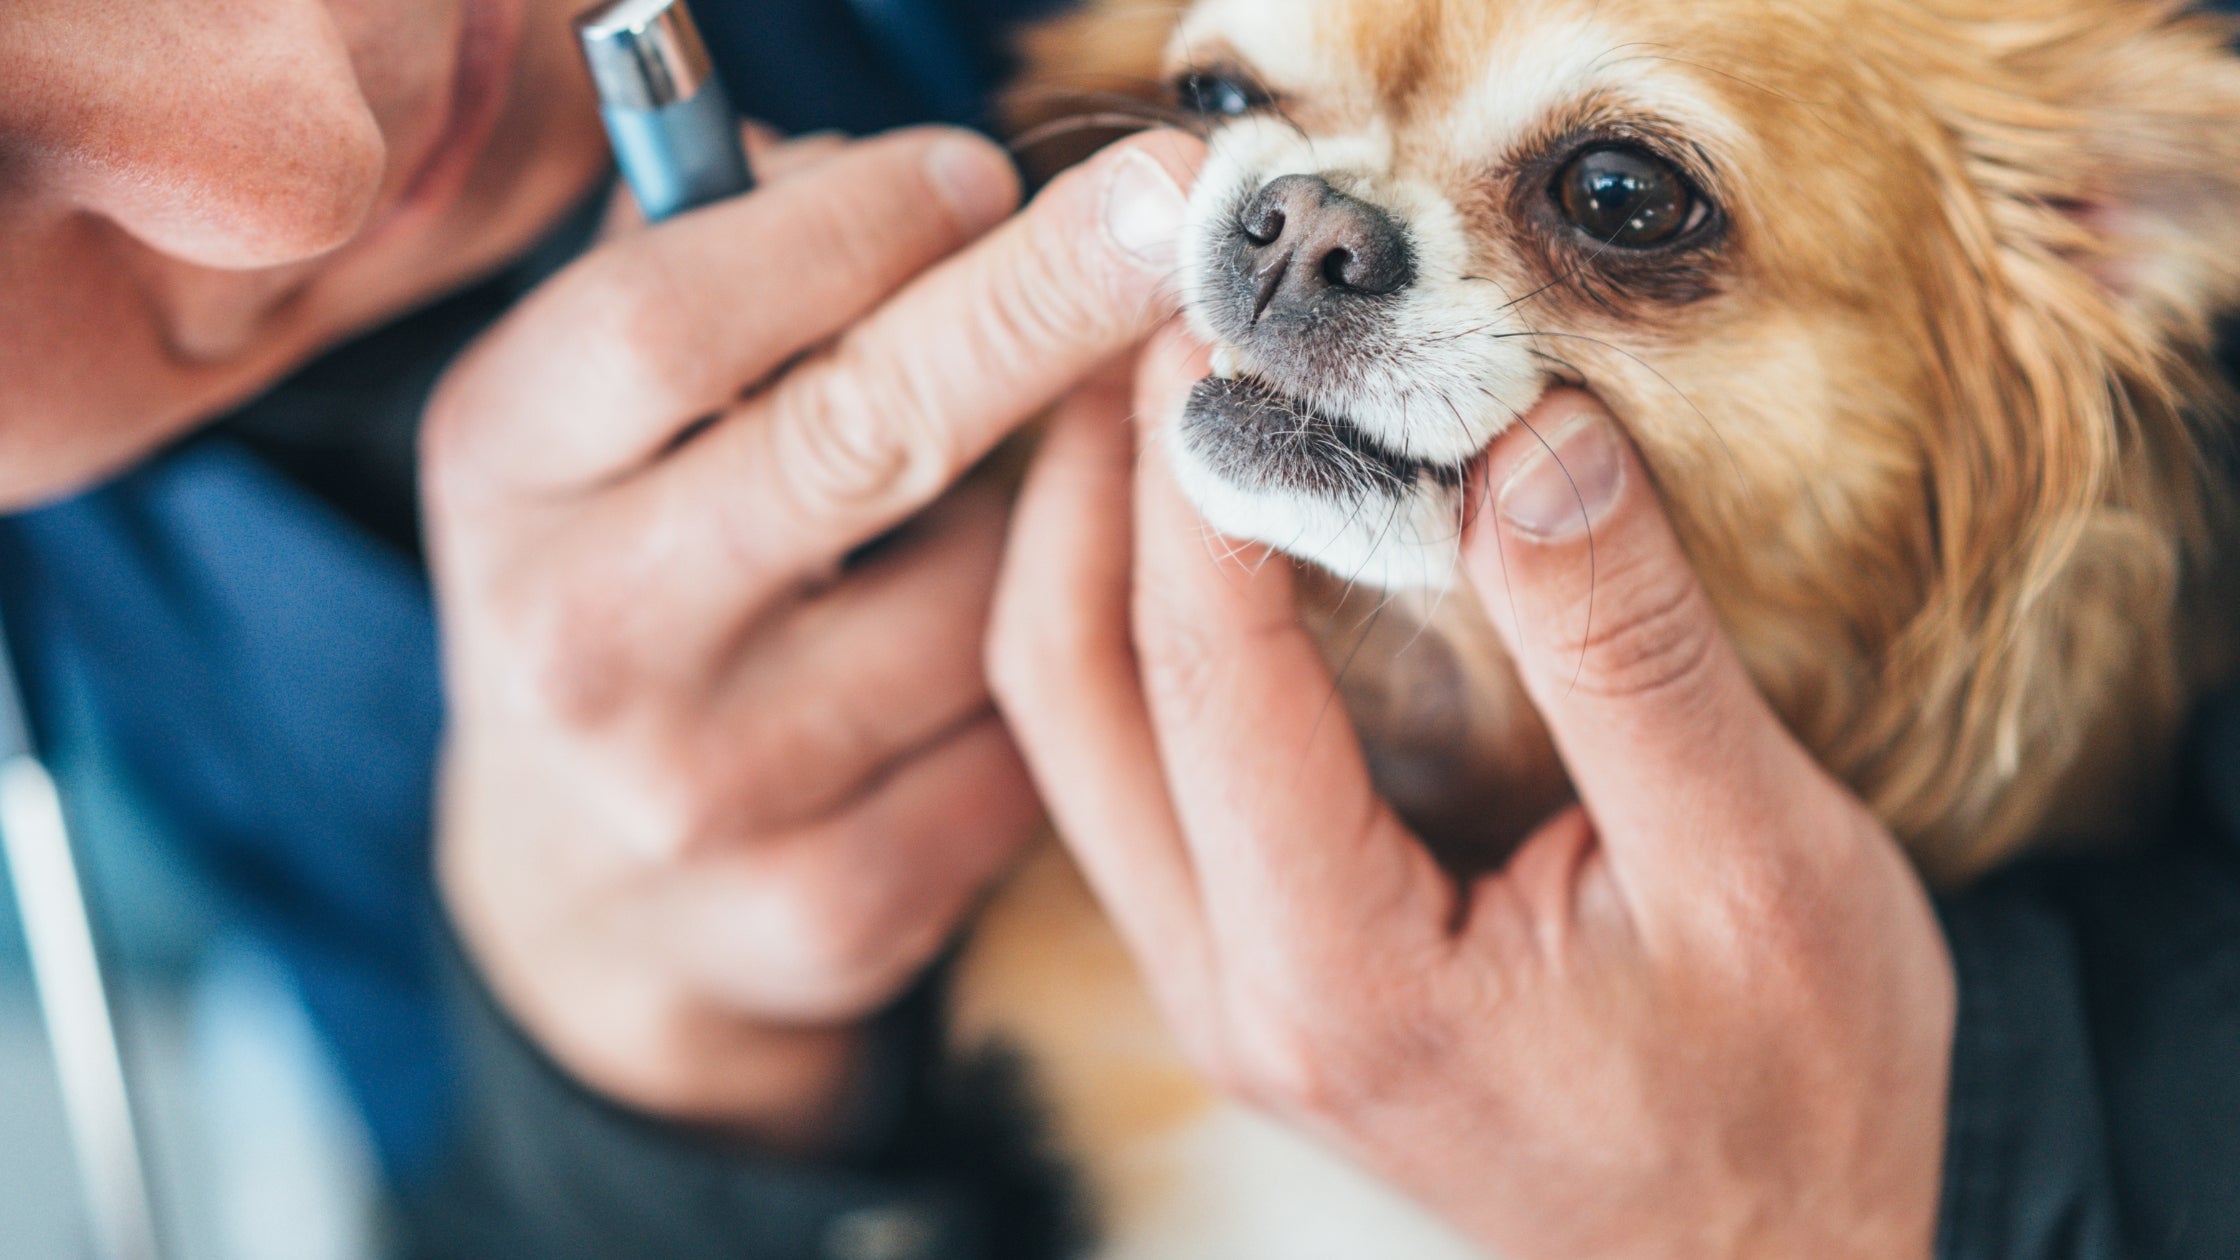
[601,79,755,223]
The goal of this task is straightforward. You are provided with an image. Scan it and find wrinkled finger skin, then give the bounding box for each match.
[426,125,1206,1145]
[992,343,1954,1258]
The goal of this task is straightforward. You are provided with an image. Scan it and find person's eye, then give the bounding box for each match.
[1174,69,1274,120]
[1553,146,1706,248]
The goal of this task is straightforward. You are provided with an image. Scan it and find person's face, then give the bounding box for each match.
[0,0,609,508]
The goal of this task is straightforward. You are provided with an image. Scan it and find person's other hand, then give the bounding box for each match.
[424,127,1206,1149]
[990,330,1956,1257]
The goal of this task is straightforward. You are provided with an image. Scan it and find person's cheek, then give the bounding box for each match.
[0,0,387,269]
[324,0,469,205]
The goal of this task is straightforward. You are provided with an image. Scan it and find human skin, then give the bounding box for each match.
[0,0,609,505]
[0,0,1203,1147]
[989,329,1957,1257]
[4,0,1957,1214]
[429,130,1207,1143]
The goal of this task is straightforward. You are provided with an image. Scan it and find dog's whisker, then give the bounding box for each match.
[1490,329,1744,494]
[1007,113,1193,159]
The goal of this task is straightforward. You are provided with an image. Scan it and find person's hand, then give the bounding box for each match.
[989,331,1957,1257]
[423,126,1206,1149]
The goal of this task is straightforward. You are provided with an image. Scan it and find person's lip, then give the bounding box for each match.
[366,0,527,242]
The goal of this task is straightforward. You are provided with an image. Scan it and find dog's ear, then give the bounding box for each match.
[1002,0,1190,184]
[1868,1,2239,877]
[1941,2,2240,342]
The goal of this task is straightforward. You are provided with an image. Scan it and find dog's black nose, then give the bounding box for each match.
[1236,174,1414,321]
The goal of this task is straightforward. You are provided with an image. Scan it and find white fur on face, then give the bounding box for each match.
[1180,119,1550,467]
[1166,426,1480,592]
[1161,0,1733,592]
[1169,115,1543,592]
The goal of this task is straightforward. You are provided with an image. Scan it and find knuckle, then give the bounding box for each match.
[779,892,929,1014]
[507,958,741,1122]
[788,913,881,999]
[976,217,1103,365]
[553,713,749,861]
[524,721,733,863]
[564,255,704,415]
[493,579,636,729]
[615,752,735,857]
[771,345,958,516]
[1559,557,1720,703]
[783,701,887,797]
[1227,1010,1361,1118]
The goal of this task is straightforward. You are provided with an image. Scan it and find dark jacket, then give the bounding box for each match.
[0,2,2234,1257]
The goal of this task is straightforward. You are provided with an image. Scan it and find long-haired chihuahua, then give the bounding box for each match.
[953,1,2240,1253]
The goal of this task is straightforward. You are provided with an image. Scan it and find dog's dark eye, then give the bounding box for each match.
[1554,146,1698,248]
[1175,69,1272,119]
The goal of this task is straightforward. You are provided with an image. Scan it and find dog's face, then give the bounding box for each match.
[1153,0,2240,595]
[1013,0,2240,871]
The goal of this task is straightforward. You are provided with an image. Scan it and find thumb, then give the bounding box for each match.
[1461,390,1820,877]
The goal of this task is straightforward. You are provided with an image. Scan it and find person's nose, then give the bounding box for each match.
[1234,174,1415,323]
[0,0,388,270]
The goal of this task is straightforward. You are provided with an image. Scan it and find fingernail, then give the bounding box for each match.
[925,136,1017,234]
[1499,408,1625,540]
[1103,150,1191,272]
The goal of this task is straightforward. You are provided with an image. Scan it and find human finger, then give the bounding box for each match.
[1127,336,1455,995]
[1458,391,1835,892]
[668,130,1208,582]
[425,126,1020,497]
[709,482,1014,831]
[987,353,1216,1010]
[660,714,1040,1023]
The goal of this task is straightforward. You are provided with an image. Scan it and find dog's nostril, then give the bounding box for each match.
[1325,238,1410,295]
[1234,173,1414,315]
[1243,205,1286,247]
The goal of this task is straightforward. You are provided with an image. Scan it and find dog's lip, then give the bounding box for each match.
[1183,369,1464,491]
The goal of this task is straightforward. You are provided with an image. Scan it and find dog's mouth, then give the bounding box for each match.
[1181,351,1466,500]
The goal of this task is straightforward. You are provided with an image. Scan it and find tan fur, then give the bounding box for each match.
[965,0,2240,1249]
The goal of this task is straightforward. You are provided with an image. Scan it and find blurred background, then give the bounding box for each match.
[2,661,380,1260]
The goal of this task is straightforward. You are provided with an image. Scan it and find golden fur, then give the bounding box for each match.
[960,0,2240,1250]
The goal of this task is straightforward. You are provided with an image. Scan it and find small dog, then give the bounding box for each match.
[955,1,2240,1254]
